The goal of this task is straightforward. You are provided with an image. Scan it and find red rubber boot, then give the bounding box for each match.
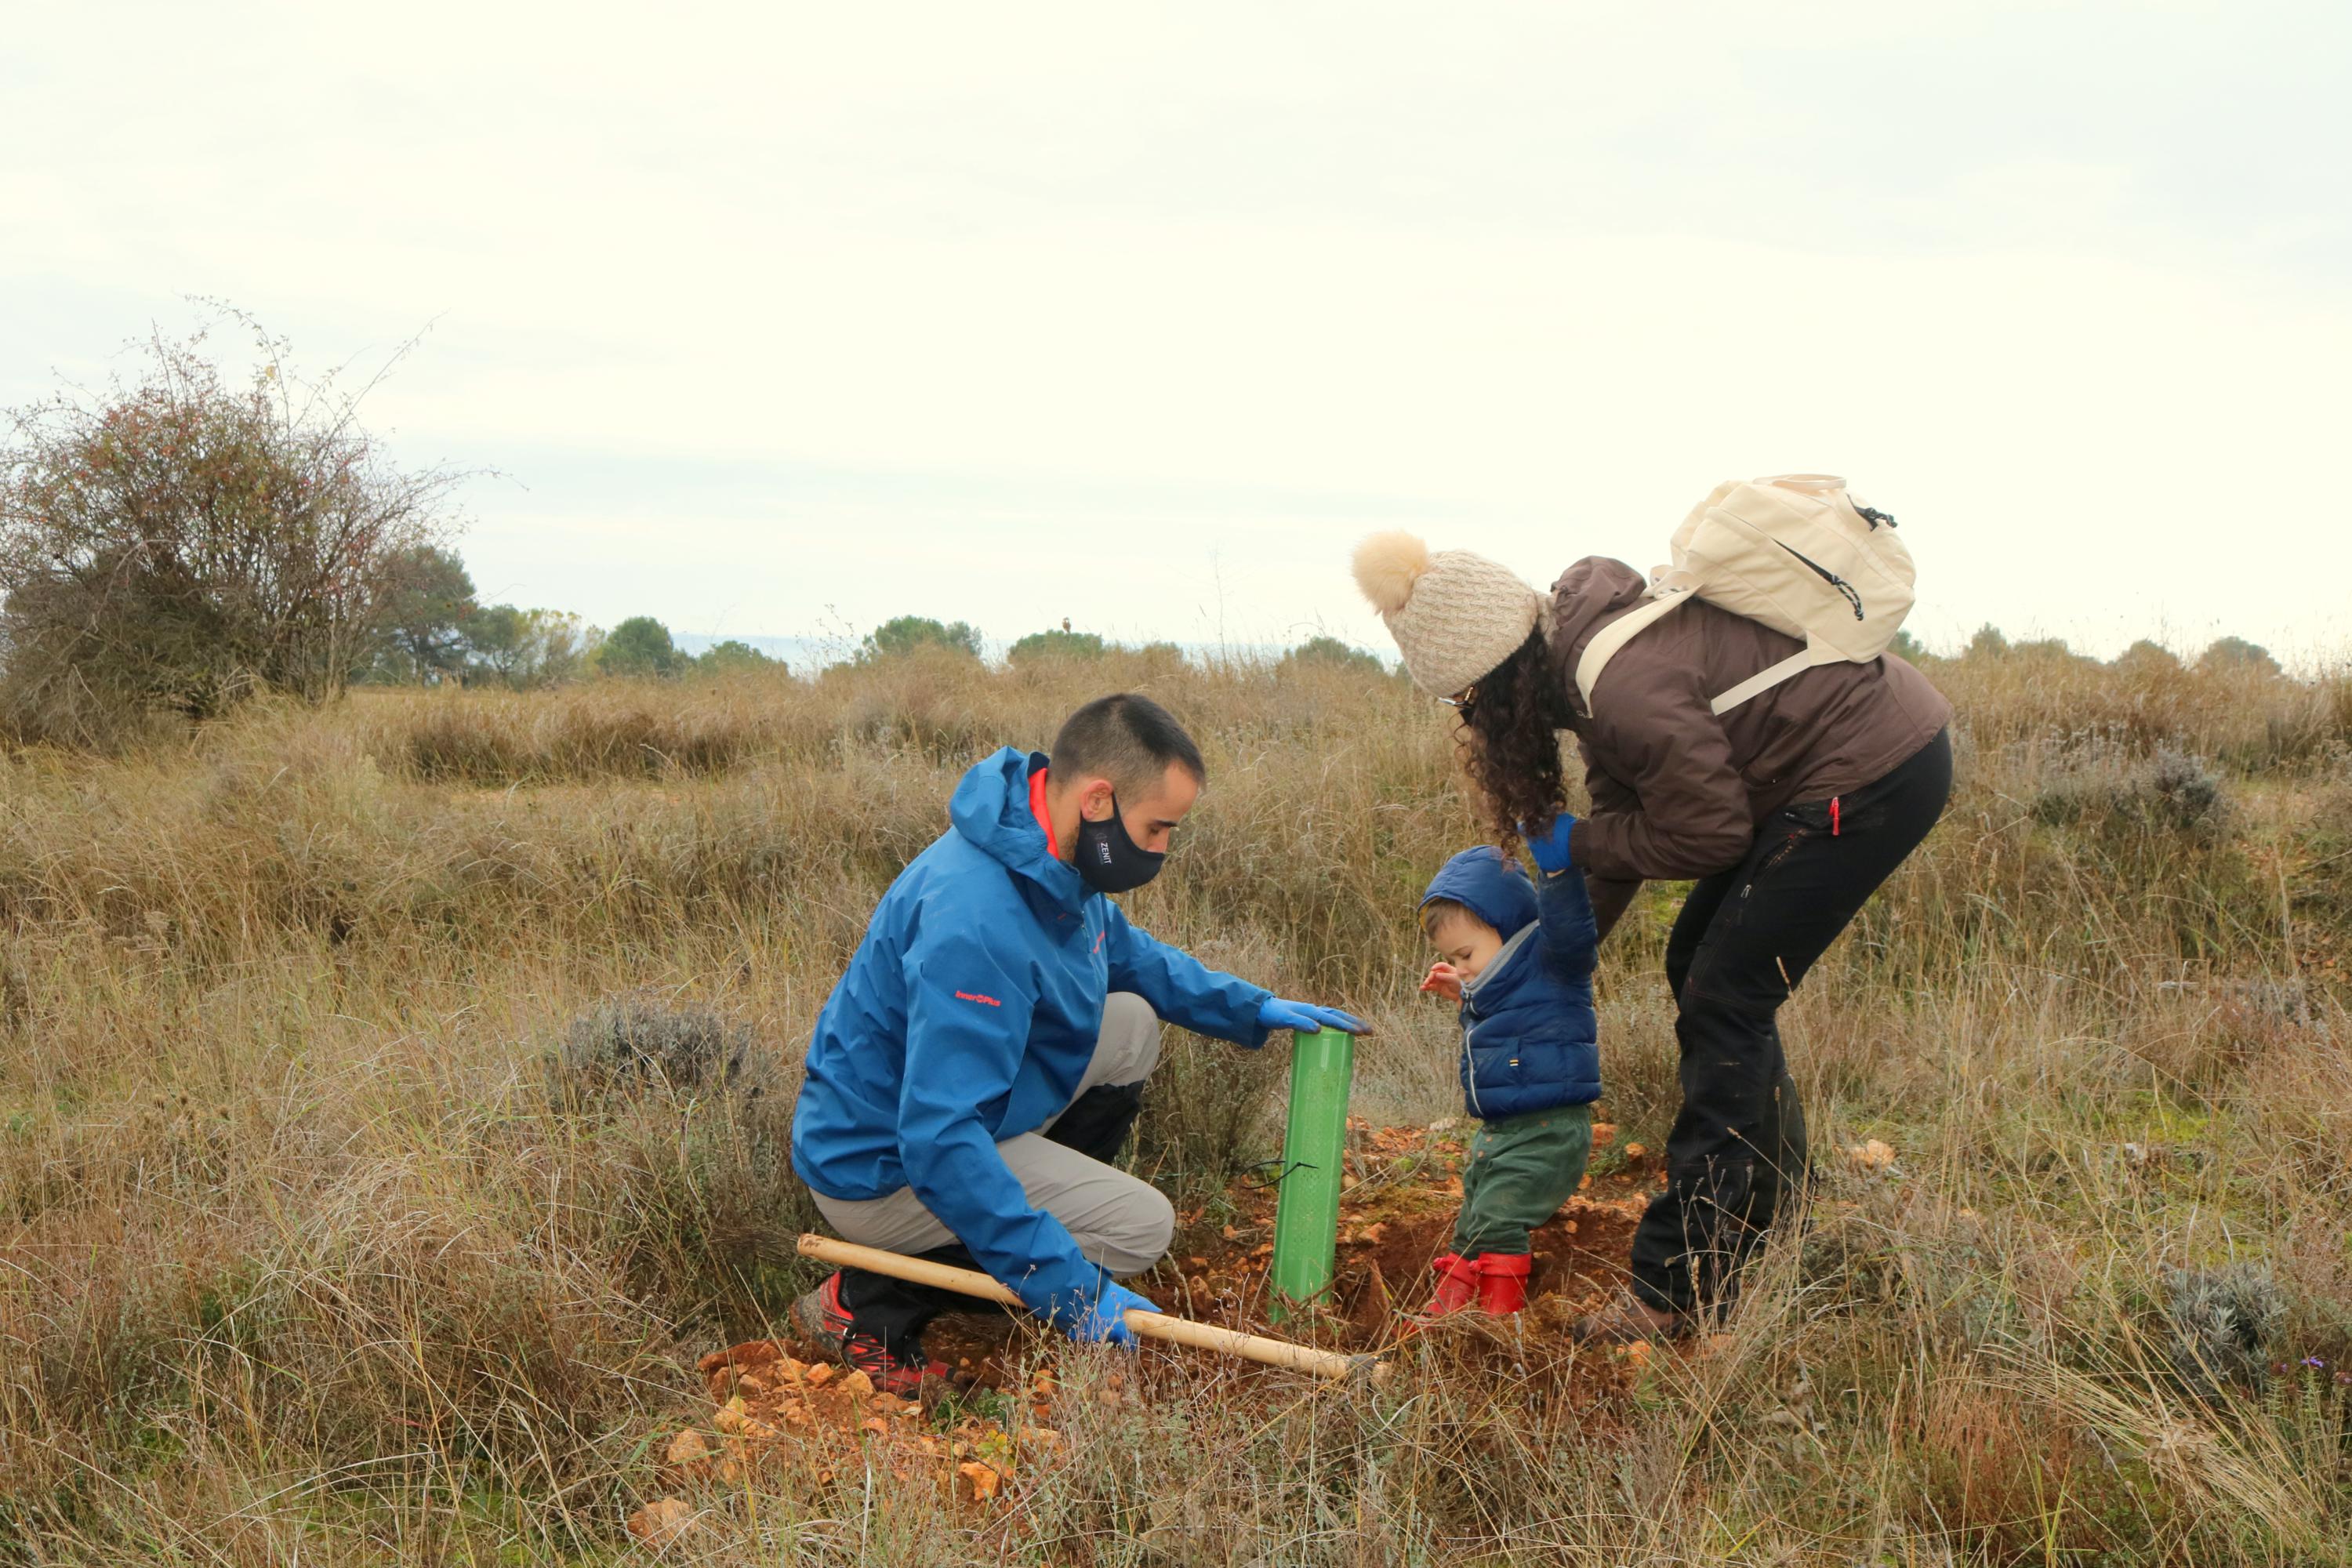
[1473,1252,1530,1315]
[1424,1252,1479,1316]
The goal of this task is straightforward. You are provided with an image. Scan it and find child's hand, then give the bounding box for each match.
[1419,961,1463,1003]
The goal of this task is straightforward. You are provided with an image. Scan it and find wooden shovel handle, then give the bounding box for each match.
[795,1233,1387,1385]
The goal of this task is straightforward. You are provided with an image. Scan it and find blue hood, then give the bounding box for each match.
[1420,847,1538,938]
[947,748,1089,913]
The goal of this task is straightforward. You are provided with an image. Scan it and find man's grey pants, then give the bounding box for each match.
[811,992,1175,1280]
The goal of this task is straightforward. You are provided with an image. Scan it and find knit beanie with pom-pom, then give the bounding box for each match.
[1351,532,1546,698]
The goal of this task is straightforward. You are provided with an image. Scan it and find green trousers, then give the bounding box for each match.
[1450,1103,1595,1257]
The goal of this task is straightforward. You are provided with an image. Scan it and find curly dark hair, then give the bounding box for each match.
[1454,629,1574,840]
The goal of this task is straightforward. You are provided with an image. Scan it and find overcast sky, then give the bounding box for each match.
[5,2,2347,663]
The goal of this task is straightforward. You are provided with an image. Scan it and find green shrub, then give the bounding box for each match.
[1008,628,1107,664]
[860,615,982,662]
[2164,1263,2284,1399]
[1276,635,1385,676]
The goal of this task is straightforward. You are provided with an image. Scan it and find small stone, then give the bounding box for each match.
[838,1368,875,1398]
[1357,1221,1388,1245]
[1591,1122,1617,1148]
[696,1341,775,1376]
[626,1497,694,1546]
[662,1429,712,1467]
[958,1461,1002,1501]
[1624,1143,1648,1162]
[804,1363,837,1388]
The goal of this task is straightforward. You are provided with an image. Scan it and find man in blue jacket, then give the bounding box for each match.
[789,692,1363,1392]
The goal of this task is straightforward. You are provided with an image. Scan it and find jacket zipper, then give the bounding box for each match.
[1461,1012,1483,1117]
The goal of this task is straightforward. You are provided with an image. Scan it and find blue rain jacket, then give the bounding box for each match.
[791,747,1272,1324]
[1421,846,1602,1120]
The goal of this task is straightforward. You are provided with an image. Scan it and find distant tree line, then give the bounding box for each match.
[349,549,786,689]
[1896,625,2286,677]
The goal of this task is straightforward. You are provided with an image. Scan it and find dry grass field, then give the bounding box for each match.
[2,645,2349,1564]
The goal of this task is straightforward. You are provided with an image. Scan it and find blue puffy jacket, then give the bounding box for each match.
[791,747,1272,1324]
[1421,847,1601,1120]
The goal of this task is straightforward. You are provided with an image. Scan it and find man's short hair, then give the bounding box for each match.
[1051,694,1206,796]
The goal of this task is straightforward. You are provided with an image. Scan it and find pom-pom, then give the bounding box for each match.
[1352,532,1431,615]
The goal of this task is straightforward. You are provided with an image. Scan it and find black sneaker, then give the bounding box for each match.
[788,1270,853,1362]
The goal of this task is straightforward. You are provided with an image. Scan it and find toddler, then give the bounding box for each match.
[1416,823,1600,1314]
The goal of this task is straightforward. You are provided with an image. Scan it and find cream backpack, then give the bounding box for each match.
[1573,474,1916,717]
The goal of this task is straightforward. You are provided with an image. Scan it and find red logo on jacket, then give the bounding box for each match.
[953,989,1002,1007]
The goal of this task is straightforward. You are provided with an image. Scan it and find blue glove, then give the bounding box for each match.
[1070,1281,1161,1347]
[1256,997,1369,1036]
[1520,812,1579,876]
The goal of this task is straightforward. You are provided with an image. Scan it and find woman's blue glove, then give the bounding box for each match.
[1520,812,1579,876]
[1071,1281,1161,1346]
[1256,997,1369,1035]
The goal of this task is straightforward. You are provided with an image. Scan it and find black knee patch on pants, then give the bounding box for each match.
[1044,1080,1146,1166]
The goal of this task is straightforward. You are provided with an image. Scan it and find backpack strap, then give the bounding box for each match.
[1706,648,1815,715]
[1573,590,1689,716]
[1581,593,1857,720]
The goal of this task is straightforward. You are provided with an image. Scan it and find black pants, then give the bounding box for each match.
[1628,729,1952,1315]
[838,1080,1145,1357]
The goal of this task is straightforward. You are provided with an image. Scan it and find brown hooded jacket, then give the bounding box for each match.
[1544,557,1951,935]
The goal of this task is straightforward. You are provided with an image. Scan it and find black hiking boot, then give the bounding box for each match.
[792,1269,949,1400]
[841,1330,950,1400]
[788,1270,854,1362]
[1569,1292,1696,1345]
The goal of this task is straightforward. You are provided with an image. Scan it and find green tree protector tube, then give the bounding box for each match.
[1269,1029,1355,1324]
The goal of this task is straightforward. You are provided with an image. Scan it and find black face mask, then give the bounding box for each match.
[1075,793,1164,893]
